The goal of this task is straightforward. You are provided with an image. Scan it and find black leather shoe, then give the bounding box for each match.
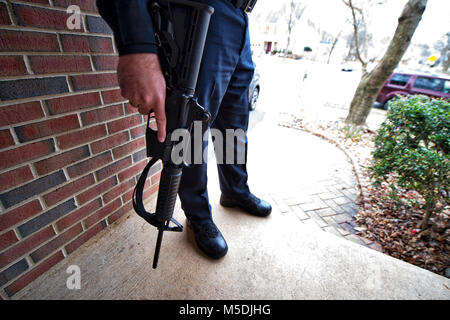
[220,193,272,217]
[187,219,228,259]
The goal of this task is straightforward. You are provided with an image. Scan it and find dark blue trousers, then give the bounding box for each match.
[178,0,255,223]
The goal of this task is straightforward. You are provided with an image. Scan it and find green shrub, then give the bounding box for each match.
[370,95,449,230]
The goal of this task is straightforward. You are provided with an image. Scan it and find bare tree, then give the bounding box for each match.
[342,0,374,72]
[326,30,343,64]
[285,1,307,53]
[439,32,450,73]
[345,0,428,126]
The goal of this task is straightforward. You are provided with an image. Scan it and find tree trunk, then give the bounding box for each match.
[345,0,428,126]
[343,0,367,73]
[327,32,341,64]
[416,197,435,230]
[442,33,450,73]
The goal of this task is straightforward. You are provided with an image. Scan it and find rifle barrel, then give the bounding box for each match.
[152,223,166,269]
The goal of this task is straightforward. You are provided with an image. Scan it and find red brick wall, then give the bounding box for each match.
[0,0,159,298]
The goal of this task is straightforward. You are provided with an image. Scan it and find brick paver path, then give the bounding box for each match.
[207,122,380,251]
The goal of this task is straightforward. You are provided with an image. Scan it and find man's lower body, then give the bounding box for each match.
[177,0,271,259]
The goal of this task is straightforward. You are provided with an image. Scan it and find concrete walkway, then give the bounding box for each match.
[12,56,450,299]
[13,188,450,299]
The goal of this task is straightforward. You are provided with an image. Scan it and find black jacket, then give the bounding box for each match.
[96,0,158,55]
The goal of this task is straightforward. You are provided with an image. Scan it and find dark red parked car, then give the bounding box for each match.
[376,72,450,109]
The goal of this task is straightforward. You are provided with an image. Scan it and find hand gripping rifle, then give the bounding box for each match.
[132,0,214,269]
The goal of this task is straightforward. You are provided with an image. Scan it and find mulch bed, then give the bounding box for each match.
[279,112,449,278]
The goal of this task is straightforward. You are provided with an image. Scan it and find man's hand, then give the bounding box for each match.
[117,53,166,142]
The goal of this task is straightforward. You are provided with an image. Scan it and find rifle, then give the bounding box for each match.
[132,0,214,269]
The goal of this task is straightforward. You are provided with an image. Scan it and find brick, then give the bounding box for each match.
[132,149,147,163]
[285,196,312,206]
[0,101,44,127]
[315,208,336,218]
[61,34,114,53]
[121,188,134,204]
[108,114,142,134]
[149,158,162,176]
[0,30,59,52]
[143,183,158,200]
[0,259,28,288]
[92,55,118,70]
[0,129,14,148]
[13,4,74,31]
[0,56,27,76]
[88,36,114,53]
[0,170,65,209]
[76,176,117,205]
[101,88,126,104]
[344,234,366,246]
[5,251,64,297]
[65,220,106,254]
[143,178,152,190]
[318,191,340,200]
[0,200,42,233]
[43,174,95,207]
[34,145,90,176]
[15,115,80,143]
[86,15,113,34]
[0,77,69,101]
[332,213,353,224]
[67,151,112,178]
[0,166,34,193]
[84,198,121,229]
[30,223,83,263]
[56,198,102,231]
[323,199,345,214]
[0,226,55,269]
[20,0,49,4]
[60,34,89,53]
[95,156,132,181]
[340,222,356,234]
[333,196,352,206]
[341,203,359,217]
[29,55,92,74]
[90,131,129,154]
[337,225,350,236]
[0,3,11,25]
[118,160,147,182]
[151,172,161,184]
[108,201,133,225]
[112,137,145,159]
[309,213,328,228]
[46,92,101,115]
[52,0,98,12]
[124,102,141,115]
[340,188,358,201]
[103,179,134,204]
[0,231,19,252]
[130,124,146,138]
[17,199,75,238]
[369,242,383,252]
[80,104,123,126]
[57,124,107,150]
[299,201,328,212]
[71,73,118,91]
[291,205,309,220]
